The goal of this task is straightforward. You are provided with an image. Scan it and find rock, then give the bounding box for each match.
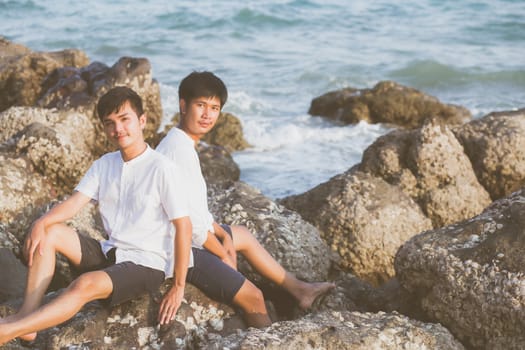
[0,37,89,112]
[197,142,240,186]
[309,80,471,128]
[395,188,525,349]
[454,108,525,200]
[198,310,465,349]
[280,170,431,286]
[360,119,492,227]
[35,56,163,149]
[0,154,56,225]
[0,248,27,304]
[0,107,97,195]
[0,283,244,350]
[208,181,334,288]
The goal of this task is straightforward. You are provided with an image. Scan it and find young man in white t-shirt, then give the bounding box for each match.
[156,71,335,328]
[0,87,192,345]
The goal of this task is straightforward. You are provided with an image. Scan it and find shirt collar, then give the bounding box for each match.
[122,144,152,165]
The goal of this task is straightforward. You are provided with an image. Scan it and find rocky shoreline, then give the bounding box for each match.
[1,37,525,349]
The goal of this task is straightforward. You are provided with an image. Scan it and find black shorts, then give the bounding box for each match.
[76,233,165,307]
[186,224,245,304]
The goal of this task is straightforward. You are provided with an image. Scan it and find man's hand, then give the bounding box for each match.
[24,220,47,266]
[158,284,184,325]
[220,234,237,270]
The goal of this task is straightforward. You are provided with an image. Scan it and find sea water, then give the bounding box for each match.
[2,0,524,198]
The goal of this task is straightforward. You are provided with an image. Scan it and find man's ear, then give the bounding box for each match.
[179,99,186,115]
[139,113,147,129]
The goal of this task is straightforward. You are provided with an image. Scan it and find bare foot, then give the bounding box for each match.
[0,316,37,344]
[297,281,336,310]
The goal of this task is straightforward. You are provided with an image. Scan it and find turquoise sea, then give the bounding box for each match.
[2,0,524,198]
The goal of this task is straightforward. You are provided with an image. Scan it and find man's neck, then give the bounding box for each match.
[177,125,202,146]
[120,141,148,162]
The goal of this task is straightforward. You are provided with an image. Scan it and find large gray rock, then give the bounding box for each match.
[0,37,89,112]
[360,120,492,227]
[395,188,525,350]
[199,310,465,349]
[197,142,240,186]
[208,181,334,286]
[280,170,431,286]
[309,80,471,128]
[0,107,97,195]
[0,154,55,225]
[454,108,525,200]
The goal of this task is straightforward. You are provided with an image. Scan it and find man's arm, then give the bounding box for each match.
[24,191,91,266]
[158,216,192,325]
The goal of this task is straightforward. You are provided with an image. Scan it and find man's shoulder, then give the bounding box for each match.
[158,128,192,149]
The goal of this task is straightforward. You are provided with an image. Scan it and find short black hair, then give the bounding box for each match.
[96,86,144,121]
[178,71,228,108]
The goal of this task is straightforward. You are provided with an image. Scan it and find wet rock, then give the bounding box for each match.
[280,170,431,286]
[198,310,465,349]
[395,188,525,349]
[309,80,470,128]
[454,108,525,200]
[360,119,492,227]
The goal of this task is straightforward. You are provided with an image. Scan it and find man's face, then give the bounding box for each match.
[102,101,146,149]
[179,96,221,141]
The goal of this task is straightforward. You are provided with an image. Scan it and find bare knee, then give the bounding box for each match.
[68,272,112,302]
[233,280,266,313]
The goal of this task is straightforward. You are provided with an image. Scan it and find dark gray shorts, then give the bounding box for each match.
[186,224,246,304]
[76,233,165,307]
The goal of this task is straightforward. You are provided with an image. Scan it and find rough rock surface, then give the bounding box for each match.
[309,80,471,128]
[360,120,492,227]
[0,37,89,112]
[197,142,240,186]
[0,155,55,225]
[208,181,334,286]
[198,310,465,350]
[280,170,431,286]
[1,106,97,195]
[395,188,525,350]
[0,284,245,350]
[454,108,525,200]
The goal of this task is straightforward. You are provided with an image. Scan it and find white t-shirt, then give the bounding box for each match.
[75,146,192,277]
[156,127,213,247]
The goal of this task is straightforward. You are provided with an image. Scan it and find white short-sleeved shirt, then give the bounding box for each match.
[75,146,192,277]
[156,127,213,247]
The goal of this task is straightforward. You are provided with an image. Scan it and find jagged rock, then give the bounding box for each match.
[454,108,525,200]
[280,170,431,286]
[0,283,244,350]
[0,248,27,304]
[0,107,97,195]
[197,142,240,186]
[198,310,465,349]
[0,154,56,225]
[0,37,89,112]
[360,119,492,227]
[36,56,163,147]
[208,181,334,288]
[309,80,470,128]
[395,188,525,349]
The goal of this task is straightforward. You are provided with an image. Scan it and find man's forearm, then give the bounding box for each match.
[172,216,192,286]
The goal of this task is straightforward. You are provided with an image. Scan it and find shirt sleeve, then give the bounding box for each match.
[74,159,100,201]
[159,161,190,220]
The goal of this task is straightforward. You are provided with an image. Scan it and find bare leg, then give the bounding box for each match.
[232,280,271,328]
[230,225,335,309]
[0,271,112,345]
[0,223,82,341]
